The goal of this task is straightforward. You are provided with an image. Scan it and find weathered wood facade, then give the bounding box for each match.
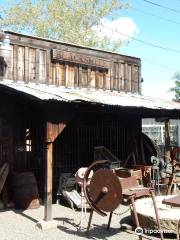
[0,31,180,222]
[0,31,141,93]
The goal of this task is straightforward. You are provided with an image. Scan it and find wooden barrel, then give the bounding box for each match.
[12,172,40,209]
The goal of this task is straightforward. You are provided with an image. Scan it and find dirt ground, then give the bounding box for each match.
[0,202,177,240]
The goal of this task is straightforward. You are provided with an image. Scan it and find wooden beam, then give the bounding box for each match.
[164,119,171,161]
[35,48,40,84]
[13,45,18,82]
[103,70,106,91]
[124,63,128,92]
[74,65,78,88]
[78,65,82,88]
[64,63,69,87]
[95,68,99,90]
[117,63,121,92]
[114,62,118,91]
[121,63,125,91]
[47,122,66,142]
[110,67,113,91]
[44,122,66,222]
[87,66,91,90]
[55,63,59,86]
[24,46,29,83]
[44,140,53,221]
[46,50,51,85]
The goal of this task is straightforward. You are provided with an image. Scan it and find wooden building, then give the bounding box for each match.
[0,30,180,221]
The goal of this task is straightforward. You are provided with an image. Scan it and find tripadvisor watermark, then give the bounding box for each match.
[135,227,173,235]
[135,227,143,235]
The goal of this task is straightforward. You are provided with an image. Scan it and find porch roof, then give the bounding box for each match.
[0,81,180,111]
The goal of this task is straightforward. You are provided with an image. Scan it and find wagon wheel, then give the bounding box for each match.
[83,160,122,232]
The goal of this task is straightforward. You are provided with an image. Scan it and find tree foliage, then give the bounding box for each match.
[0,0,128,51]
[170,72,180,101]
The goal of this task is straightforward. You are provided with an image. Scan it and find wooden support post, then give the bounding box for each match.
[44,122,67,222]
[44,141,53,221]
[164,119,170,161]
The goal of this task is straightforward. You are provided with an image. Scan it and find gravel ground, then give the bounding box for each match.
[0,203,177,240]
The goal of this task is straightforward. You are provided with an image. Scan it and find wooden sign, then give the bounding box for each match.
[51,49,112,69]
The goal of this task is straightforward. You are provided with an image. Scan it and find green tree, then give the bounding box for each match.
[0,0,128,51]
[170,73,180,101]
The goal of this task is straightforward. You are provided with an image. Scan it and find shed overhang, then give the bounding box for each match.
[0,81,180,113]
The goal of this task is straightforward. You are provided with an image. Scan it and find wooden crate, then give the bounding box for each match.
[113,168,142,185]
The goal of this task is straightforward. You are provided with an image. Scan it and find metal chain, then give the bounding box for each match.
[113,206,130,216]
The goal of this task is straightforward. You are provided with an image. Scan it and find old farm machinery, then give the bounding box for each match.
[83,160,164,240]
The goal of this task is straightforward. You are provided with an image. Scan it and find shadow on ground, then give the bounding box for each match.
[54,216,126,239]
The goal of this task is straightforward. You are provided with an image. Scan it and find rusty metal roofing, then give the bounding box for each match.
[0,81,180,110]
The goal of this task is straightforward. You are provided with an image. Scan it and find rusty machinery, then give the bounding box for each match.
[83,160,164,240]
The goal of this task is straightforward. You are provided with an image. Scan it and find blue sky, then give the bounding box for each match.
[118,0,180,99]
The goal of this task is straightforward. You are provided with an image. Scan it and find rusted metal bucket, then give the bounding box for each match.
[12,172,40,209]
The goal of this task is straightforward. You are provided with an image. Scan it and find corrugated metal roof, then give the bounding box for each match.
[0,81,180,110]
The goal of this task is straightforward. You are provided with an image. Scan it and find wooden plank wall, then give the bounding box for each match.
[1,34,141,93]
